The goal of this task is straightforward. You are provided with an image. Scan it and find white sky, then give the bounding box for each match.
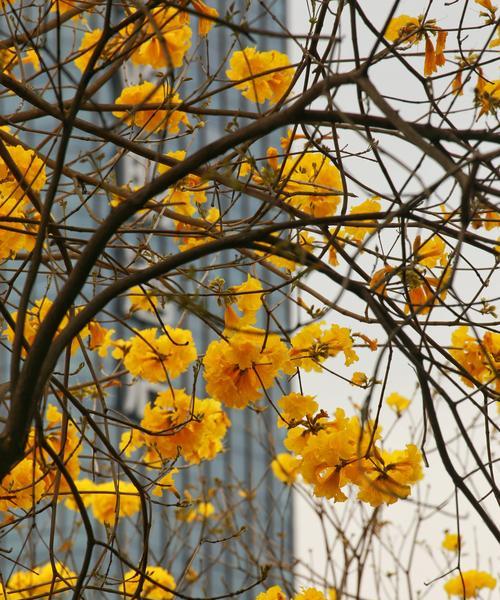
[284,1,499,597]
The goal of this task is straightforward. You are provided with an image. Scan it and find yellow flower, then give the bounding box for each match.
[40,404,82,498]
[414,235,447,268]
[152,469,179,497]
[256,586,287,600]
[290,321,358,372]
[296,408,381,502]
[351,371,368,387]
[451,327,500,392]
[294,589,326,600]
[113,81,189,133]
[343,197,381,242]
[203,327,291,408]
[0,457,47,514]
[2,298,90,357]
[226,47,294,104]
[88,480,140,525]
[120,388,230,465]
[157,150,208,214]
[64,478,95,511]
[74,29,102,72]
[21,48,40,70]
[3,562,76,599]
[353,444,424,507]
[0,207,37,261]
[124,327,197,383]
[475,0,497,13]
[444,570,496,598]
[384,15,421,44]
[280,152,343,217]
[255,231,314,272]
[278,392,318,427]
[50,0,94,14]
[110,337,131,360]
[0,46,18,77]
[121,566,176,600]
[192,0,219,36]
[385,392,411,414]
[88,321,115,357]
[177,498,216,522]
[0,143,46,211]
[127,6,191,69]
[128,285,158,313]
[471,205,499,230]
[442,532,460,552]
[477,79,500,116]
[232,274,264,315]
[271,453,301,485]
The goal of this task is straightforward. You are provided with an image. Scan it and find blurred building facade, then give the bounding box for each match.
[0,1,293,597]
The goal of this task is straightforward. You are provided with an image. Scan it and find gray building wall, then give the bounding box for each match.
[0,1,293,596]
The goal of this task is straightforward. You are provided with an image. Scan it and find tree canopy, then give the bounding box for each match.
[0,1,498,599]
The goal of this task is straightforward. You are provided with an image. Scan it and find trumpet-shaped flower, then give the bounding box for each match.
[279,152,343,217]
[442,532,460,552]
[444,570,496,598]
[127,6,192,69]
[227,47,294,104]
[124,327,197,383]
[2,562,76,599]
[120,388,230,465]
[113,81,189,133]
[385,392,411,414]
[290,321,358,372]
[203,327,291,408]
[271,453,302,485]
[121,566,176,600]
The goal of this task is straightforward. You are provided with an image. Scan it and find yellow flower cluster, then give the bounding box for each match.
[175,206,221,252]
[290,321,359,372]
[224,274,264,327]
[113,81,189,134]
[385,392,411,414]
[0,142,46,261]
[120,388,230,465]
[442,532,460,552]
[123,326,197,383]
[127,6,192,69]
[75,1,218,73]
[256,586,331,600]
[50,0,94,14]
[271,453,302,485]
[476,78,500,116]
[414,234,447,268]
[128,285,159,313]
[0,457,46,514]
[65,478,141,525]
[121,566,176,600]
[279,152,343,217]
[342,197,381,243]
[0,561,76,599]
[177,498,216,522]
[385,14,447,77]
[2,297,91,356]
[451,326,500,392]
[157,150,208,215]
[0,405,82,515]
[444,570,496,598]
[283,404,423,506]
[385,15,421,44]
[203,326,291,408]
[226,47,294,104]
